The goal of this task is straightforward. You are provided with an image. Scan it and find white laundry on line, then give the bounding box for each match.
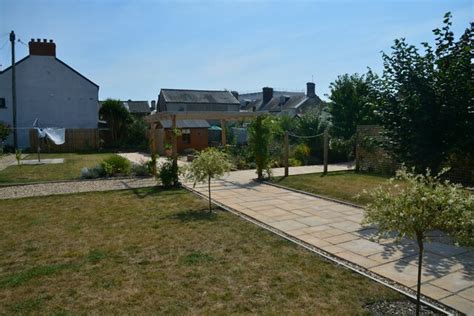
[36,127,66,145]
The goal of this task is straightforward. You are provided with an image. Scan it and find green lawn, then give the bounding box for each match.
[0,153,112,184]
[0,188,402,314]
[272,170,395,206]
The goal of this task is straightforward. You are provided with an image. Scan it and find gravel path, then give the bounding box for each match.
[0,177,157,200]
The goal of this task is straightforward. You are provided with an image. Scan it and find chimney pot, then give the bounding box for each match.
[29,38,56,57]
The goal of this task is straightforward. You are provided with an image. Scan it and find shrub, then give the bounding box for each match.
[131,162,150,177]
[248,115,272,180]
[100,155,131,176]
[81,165,106,179]
[329,137,354,163]
[158,159,179,188]
[288,158,302,167]
[147,153,158,176]
[294,143,311,165]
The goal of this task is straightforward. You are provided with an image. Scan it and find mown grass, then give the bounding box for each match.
[272,170,396,206]
[0,153,112,184]
[0,188,402,314]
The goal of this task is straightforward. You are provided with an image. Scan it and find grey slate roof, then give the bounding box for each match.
[123,101,150,114]
[244,94,324,114]
[161,89,240,104]
[160,120,211,129]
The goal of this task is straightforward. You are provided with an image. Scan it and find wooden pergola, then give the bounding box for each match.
[145,111,261,167]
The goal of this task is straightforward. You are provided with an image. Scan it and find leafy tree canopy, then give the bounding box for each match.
[186,147,232,212]
[328,73,379,139]
[373,12,473,171]
[99,99,132,142]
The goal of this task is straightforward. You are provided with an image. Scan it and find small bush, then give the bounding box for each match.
[100,155,131,176]
[288,158,302,167]
[294,143,311,165]
[131,162,150,177]
[81,165,106,179]
[158,159,179,188]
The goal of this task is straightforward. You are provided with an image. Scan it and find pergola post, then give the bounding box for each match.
[323,128,329,174]
[220,119,226,146]
[149,123,157,155]
[284,131,289,177]
[172,114,178,168]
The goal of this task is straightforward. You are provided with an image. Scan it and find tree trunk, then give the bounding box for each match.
[416,233,424,316]
[208,175,212,213]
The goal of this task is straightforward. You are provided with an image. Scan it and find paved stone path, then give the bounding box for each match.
[0,178,156,199]
[184,170,474,315]
[0,154,24,171]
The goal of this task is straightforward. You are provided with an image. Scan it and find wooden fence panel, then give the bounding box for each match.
[29,128,99,152]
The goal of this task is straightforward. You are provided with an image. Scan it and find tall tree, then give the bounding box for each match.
[328,73,378,139]
[375,13,473,172]
[248,115,272,180]
[99,99,132,142]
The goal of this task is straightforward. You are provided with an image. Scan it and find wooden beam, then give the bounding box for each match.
[221,119,226,146]
[172,114,178,168]
[145,111,260,124]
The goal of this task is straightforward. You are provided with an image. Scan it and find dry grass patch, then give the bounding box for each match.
[0,188,402,314]
[272,170,398,205]
[0,153,112,184]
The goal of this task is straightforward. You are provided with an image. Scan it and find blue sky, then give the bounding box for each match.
[0,0,471,101]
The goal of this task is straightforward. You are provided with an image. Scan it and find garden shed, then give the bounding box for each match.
[155,119,210,155]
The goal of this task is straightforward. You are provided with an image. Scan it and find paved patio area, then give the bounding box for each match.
[184,169,473,315]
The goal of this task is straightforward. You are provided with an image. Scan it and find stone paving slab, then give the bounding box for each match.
[19,158,65,165]
[185,167,474,315]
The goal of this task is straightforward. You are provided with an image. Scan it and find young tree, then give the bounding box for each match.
[328,73,378,139]
[99,99,132,142]
[187,148,232,212]
[374,13,473,172]
[363,167,474,315]
[248,115,272,180]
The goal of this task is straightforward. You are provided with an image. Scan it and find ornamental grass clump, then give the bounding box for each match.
[363,166,473,315]
[186,148,232,212]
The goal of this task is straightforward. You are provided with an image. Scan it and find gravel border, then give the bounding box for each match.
[0,175,154,188]
[0,177,157,200]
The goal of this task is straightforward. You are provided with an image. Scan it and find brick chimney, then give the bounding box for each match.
[231,90,239,100]
[29,38,56,57]
[306,82,316,98]
[262,87,273,104]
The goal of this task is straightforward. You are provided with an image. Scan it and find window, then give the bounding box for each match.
[0,98,5,108]
[182,129,191,144]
